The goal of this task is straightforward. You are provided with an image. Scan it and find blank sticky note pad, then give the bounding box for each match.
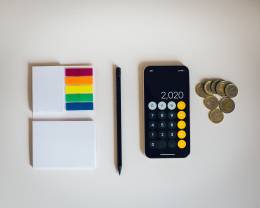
[33,121,96,168]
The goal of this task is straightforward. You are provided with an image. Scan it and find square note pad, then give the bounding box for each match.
[32,66,94,114]
[33,120,96,168]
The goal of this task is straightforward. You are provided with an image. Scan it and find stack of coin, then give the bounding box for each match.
[195,79,238,123]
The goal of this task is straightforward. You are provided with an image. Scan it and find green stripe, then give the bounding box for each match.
[66,94,93,102]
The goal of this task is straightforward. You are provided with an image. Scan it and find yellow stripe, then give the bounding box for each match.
[65,85,93,94]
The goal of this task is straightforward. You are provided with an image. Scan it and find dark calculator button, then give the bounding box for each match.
[158,131,167,139]
[158,121,167,129]
[148,131,157,139]
[168,130,176,139]
[158,111,166,120]
[148,112,156,120]
[149,141,157,149]
[148,121,157,129]
[168,112,176,119]
[157,140,167,149]
[168,121,176,129]
[168,139,177,148]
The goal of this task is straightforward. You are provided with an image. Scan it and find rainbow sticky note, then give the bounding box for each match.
[65,68,94,111]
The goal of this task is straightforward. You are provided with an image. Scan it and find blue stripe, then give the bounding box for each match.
[66,102,93,110]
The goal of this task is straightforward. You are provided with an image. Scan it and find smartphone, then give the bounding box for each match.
[144,65,190,158]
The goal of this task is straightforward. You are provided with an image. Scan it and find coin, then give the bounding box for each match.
[225,83,238,98]
[216,81,229,96]
[219,97,235,113]
[204,80,213,95]
[210,79,223,94]
[209,108,224,123]
[195,82,208,98]
[203,95,219,110]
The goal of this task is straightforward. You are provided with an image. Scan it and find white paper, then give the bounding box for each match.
[33,120,96,168]
[32,66,65,113]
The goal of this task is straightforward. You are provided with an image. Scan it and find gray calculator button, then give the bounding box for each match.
[168,139,176,148]
[168,121,176,129]
[168,112,176,119]
[168,101,176,110]
[168,130,176,139]
[149,131,157,139]
[149,112,156,119]
[148,121,157,129]
[157,140,167,149]
[158,131,167,139]
[158,101,166,110]
[148,101,157,110]
[158,121,167,129]
[149,141,157,149]
[158,111,166,120]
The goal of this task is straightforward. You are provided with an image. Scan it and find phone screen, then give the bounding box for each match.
[144,66,190,158]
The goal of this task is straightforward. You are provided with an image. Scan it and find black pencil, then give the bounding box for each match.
[116,66,122,175]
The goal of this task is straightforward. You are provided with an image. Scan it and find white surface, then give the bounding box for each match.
[33,66,65,112]
[33,121,96,168]
[0,1,260,208]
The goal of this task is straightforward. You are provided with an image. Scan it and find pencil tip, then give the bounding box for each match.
[118,166,122,175]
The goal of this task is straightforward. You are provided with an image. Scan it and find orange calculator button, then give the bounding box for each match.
[177,130,186,139]
[177,120,186,129]
[177,101,186,110]
[178,140,186,149]
[177,111,186,120]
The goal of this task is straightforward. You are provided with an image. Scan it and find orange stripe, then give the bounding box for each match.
[65,76,93,85]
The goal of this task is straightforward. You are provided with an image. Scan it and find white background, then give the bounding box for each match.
[0,1,260,208]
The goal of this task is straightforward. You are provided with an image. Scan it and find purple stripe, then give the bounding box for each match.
[65,68,93,76]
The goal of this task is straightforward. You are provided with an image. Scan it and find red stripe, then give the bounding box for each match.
[65,68,93,76]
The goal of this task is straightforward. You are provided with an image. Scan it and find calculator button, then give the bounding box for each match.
[149,112,156,120]
[177,130,186,139]
[167,101,176,110]
[148,131,157,139]
[177,111,186,119]
[158,101,166,110]
[158,111,166,119]
[149,141,157,149]
[148,121,157,129]
[157,140,167,149]
[177,120,186,129]
[168,130,176,139]
[158,131,167,139]
[168,121,176,129]
[177,140,186,149]
[177,101,186,110]
[148,101,157,110]
[158,121,167,129]
[168,112,176,119]
[168,140,177,148]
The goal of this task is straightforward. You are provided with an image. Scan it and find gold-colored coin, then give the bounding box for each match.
[209,108,224,123]
[224,83,238,98]
[216,81,229,96]
[210,79,223,94]
[204,80,213,95]
[203,95,219,110]
[195,82,208,98]
[219,97,235,113]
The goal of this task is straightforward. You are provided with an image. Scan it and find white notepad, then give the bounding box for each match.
[32,65,95,119]
[33,120,96,168]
